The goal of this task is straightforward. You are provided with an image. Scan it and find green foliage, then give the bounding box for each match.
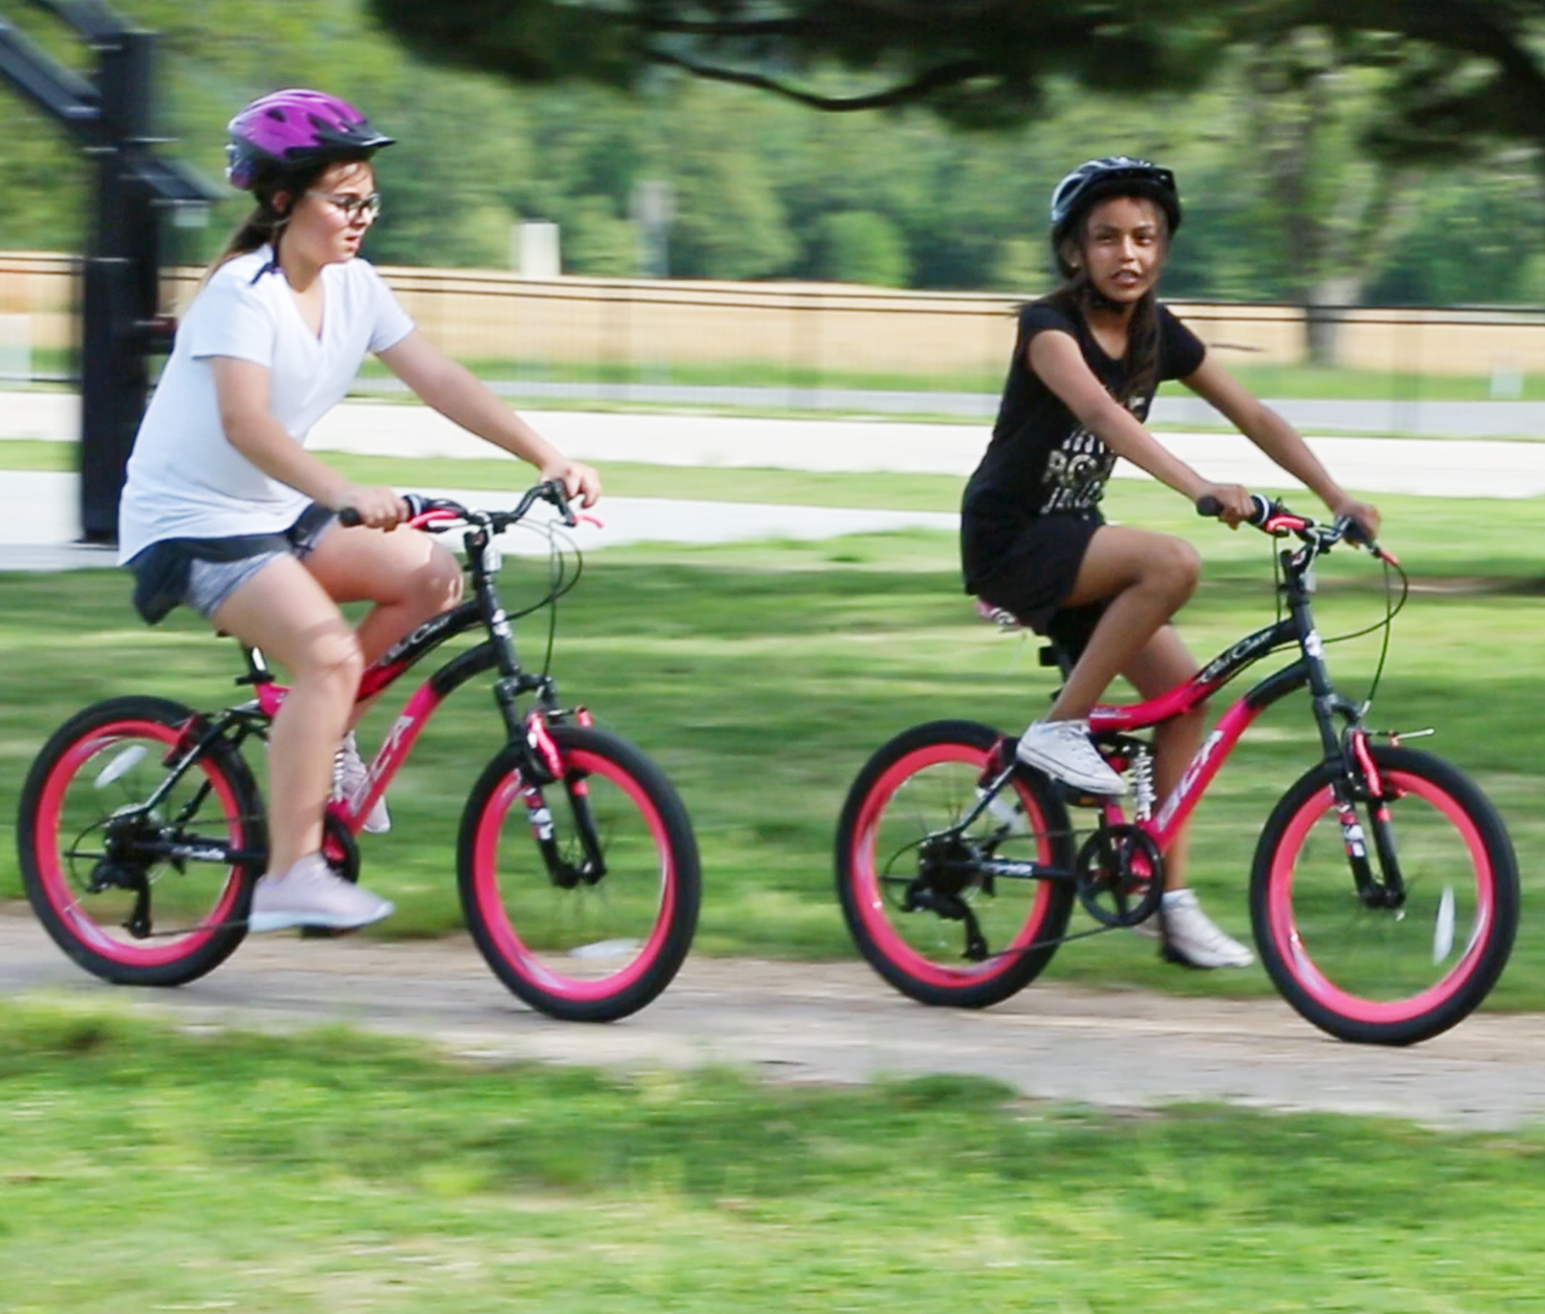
[366,0,1220,124]
[4,0,1545,300]
[562,196,639,277]
[815,210,910,286]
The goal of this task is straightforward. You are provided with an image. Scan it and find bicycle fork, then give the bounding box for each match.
[511,705,608,890]
[1332,729,1408,910]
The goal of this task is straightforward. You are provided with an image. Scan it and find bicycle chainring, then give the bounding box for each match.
[1074,824,1164,928]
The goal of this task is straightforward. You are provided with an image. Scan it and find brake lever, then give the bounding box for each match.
[544,479,579,527]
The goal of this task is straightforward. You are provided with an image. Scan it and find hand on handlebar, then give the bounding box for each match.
[540,458,602,510]
[336,485,410,530]
[1194,482,1257,529]
[1330,495,1381,543]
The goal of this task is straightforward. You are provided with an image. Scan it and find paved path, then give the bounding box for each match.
[6,390,1545,569]
[0,470,959,572]
[8,390,1545,494]
[2,913,1539,1130]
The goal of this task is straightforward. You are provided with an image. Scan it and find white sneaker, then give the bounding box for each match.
[248,853,395,934]
[1015,720,1128,795]
[1159,889,1255,969]
[337,731,390,834]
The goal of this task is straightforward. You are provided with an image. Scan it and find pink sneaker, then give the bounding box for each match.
[248,854,394,933]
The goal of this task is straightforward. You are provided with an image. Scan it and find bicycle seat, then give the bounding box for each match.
[973,599,1072,675]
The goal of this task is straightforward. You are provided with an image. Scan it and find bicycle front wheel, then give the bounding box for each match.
[458,723,700,1022]
[836,720,1075,1009]
[16,696,265,987]
[1250,744,1518,1046]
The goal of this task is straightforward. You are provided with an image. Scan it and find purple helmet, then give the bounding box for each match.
[226,88,395,191]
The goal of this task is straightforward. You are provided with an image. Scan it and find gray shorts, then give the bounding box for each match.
[126,503,337,625]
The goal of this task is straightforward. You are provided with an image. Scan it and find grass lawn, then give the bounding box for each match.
[2,472,1542,1009]
[5,1003,1545,1312]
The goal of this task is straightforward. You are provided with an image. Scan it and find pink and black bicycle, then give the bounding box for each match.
[17,482,700,1023]
[836,496,1517,1045]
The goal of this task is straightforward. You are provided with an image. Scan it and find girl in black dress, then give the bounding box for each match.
[961,157,1379,968]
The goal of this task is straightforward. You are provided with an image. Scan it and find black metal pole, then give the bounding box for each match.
[78,26,156,544]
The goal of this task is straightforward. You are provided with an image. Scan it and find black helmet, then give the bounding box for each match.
[1049,157,1181,275]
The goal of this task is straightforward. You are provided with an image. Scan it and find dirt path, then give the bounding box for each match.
[3,910,1540,1130]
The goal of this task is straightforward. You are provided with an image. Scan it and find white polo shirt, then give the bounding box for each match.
[117,245,415,561]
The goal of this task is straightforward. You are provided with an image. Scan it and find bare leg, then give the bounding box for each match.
[1047,526,1200,722]
[1121,626,1204,891]
[211,557,363,876]
[301,524,464,698]
[1119,625,1253,967]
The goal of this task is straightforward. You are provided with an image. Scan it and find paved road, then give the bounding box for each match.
[9,390,1545,495]
[2,913,1539,1130]
[0,470,960,572]
[21,378,1545,435]
[6,390,1545,570]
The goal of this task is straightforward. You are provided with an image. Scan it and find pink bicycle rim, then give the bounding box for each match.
[34,720,246,966]
[850,741,1055,988]
[1266,771,1494,1026]
[470,747,675,1003]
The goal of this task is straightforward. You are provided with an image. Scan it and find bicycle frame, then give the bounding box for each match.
[152,509,580,846]
[968,523,1385,874]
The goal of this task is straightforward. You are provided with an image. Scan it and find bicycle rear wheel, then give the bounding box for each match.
[16,696,265,987]
[458,723,700,1022]
[836,720,1075,1009]
[1250,744,1518,1046]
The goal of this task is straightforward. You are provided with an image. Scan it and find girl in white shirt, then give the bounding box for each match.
[120,89,600,933]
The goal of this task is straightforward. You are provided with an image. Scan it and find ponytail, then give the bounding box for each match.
[201,156,350,283]
[204,203,287,280]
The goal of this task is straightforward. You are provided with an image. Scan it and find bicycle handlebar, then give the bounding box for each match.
[337,481,579,532]
[1195,492,1269,526]
[1195,493,1393,563]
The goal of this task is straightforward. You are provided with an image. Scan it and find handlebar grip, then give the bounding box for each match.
[544,479,578,527]
[337,493,426,530]
[1196,493,1271,526]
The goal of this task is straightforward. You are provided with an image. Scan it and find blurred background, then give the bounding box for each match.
[6,0,1545,421]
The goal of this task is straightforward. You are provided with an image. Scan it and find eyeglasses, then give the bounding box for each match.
[307,190,382,222]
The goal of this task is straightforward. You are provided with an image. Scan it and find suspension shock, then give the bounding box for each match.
[1130,742,1156,823]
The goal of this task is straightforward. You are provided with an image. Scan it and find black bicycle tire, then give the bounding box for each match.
[17,695,264,987]
[457,723,701,1023]
[1249,744,1519,1046]
[835,719,1075,1009]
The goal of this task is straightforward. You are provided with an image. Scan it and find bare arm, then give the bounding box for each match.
[377,331,600,506]
[1181,355,1380,535]
[211,356,405,527]
[1028,330,1250,518]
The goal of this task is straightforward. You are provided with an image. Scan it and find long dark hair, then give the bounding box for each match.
[1043,199,1169,408]
[205,154,372,280]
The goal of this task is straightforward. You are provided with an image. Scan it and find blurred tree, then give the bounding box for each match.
[366,0,1219,127]
[1232,34,1423,363]
[815,210,909,285]
[0,99,88,250]
[656,85,796,279]
[7,0,1545,306]
[1365,158,1545,305]
[563,195,639,277]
